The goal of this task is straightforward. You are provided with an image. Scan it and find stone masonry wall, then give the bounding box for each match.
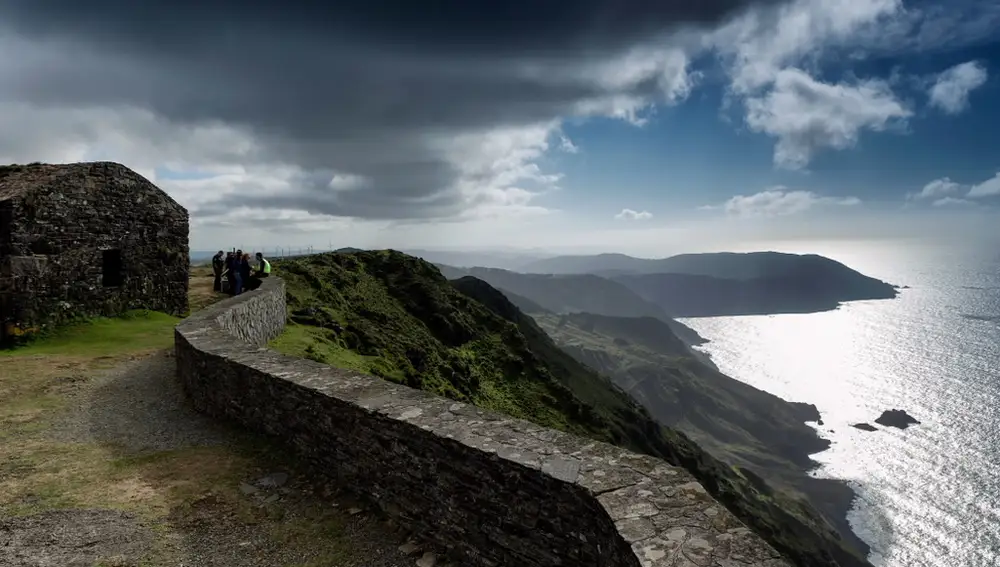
[1,162,189,336]
[174,277,791,567]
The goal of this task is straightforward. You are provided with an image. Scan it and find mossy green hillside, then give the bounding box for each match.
[270,250,870,567]
[272,250,670,449]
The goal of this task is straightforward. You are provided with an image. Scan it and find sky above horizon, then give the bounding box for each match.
[1,0,998,255]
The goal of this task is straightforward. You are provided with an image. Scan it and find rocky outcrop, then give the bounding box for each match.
[174,277,790,567]
[874,409,920,429]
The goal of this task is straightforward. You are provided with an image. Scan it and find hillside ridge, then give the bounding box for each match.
[435,264,708,345]
[270,250,872,567]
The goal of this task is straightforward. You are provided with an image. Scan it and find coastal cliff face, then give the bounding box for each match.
[531,312,870,562]
[270,250,873,567]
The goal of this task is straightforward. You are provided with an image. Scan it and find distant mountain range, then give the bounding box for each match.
[518,250,874,278]
[441,251,898,318]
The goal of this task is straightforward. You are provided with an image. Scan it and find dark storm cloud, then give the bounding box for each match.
[2,0,786,56]
[0,0,788,220]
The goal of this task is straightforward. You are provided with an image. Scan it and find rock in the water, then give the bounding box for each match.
[852,423,877,432]
[416,551,437,567]
[874,409,919,429]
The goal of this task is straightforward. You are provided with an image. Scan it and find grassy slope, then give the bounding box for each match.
[273,250,664,445]
[271,250,871,567]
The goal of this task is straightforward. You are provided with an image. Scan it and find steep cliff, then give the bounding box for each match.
[531,312,869,559]
[271,250,871,567]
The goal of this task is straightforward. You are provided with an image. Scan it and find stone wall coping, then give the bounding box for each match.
[174,276,789,567]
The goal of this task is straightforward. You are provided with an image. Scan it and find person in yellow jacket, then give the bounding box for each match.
[254,252,271,278]
[246,252,272,291]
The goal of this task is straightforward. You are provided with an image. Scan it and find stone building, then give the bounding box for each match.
[0,161,189,342]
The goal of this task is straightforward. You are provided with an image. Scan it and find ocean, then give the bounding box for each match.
[678,240,1000,567]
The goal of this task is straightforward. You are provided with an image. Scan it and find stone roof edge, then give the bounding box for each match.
[0,161,188,214]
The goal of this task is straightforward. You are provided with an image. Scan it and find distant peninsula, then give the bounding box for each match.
[504,251,899,318]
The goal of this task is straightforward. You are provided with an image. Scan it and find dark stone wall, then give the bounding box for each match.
[0,162,188,337]
[174,278,790,567]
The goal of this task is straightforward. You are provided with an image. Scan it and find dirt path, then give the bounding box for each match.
[1,339,450,566]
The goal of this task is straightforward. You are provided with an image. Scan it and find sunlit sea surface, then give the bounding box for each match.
[678,240,1000,567]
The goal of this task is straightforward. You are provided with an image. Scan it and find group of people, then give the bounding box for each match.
[211,250,271,295]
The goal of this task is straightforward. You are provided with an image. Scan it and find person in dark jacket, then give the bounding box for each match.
[239,253,252,293]
[230,250,244,295]
[211,250,225,292]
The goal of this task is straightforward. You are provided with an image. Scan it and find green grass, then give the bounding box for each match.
[270,250,666,446]
[270,323,377,372]
[0,310,179,358]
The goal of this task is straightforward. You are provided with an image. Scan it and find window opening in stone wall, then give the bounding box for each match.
[102,249,124,287]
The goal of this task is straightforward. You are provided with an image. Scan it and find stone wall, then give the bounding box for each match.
[0,162,189,338]
[174,277,790,567]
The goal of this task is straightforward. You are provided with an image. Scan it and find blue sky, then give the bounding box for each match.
[1,0,998,253]
[543,40,1000,221]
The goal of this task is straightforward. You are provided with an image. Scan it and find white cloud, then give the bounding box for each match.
[707,0,920,169]
[558,135,579,154]
[743,68,911,169]
[932,197,975,207]
[711,0,903,94]
[718,187,861,217]
[443,122,565,220]
[328,173,369,191]
[614,208,653,221]
[909,172,1000,203]
[928,61,988,114]
[968,172,1000,198]
[910,177,961,200]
